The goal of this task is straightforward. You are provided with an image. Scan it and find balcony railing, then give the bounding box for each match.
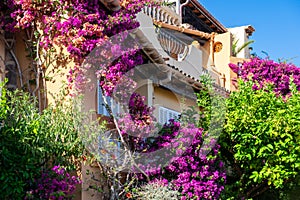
[156,27,190,61]
[142,6,180,26]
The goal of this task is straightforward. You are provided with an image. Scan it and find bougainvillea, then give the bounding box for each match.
[26,165,81,200]
[118,93,156,138]
[114,90,226,199]
[135,120,226,200]
[1,0,157,93]
[229,57,300,96]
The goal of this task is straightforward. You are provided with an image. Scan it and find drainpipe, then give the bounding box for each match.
[221,73,226,88]
[210,32,216,66]
[179,0,190,22]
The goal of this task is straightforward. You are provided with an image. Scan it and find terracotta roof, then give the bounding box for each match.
[153,19,212,40]
[167,64,230,96]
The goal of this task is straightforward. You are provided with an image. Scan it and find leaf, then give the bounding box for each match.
[267,144,273,150]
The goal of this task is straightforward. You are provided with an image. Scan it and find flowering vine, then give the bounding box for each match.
[25,165,81,200]
[1,1,227,199]
[135,120,226,200]
[1,0,157,93]
[229,57,300,96]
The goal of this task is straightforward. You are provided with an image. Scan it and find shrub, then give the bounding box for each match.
[135,120,226,200]
[0,84,83,199]
[132,181,180,200]
[220,80,300,199]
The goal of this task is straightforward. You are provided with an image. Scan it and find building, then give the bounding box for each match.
[81,1,255,199]
[0,1,254,199]
[92,0,255,123]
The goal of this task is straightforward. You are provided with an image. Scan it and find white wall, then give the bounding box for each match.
[228,26,252,59]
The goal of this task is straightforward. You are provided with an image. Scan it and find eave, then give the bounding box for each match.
[183,0,227,33]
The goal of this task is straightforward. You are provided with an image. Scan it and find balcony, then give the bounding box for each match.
[142,6,181,26]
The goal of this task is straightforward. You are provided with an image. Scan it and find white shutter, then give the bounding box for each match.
[158,106,180,124]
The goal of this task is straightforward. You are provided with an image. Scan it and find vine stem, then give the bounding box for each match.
[101,90,149,180]
[0,35,24,88]
[31,37,43,112]
[99,88,150,199]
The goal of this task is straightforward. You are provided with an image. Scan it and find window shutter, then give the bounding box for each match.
[158,106,180,124]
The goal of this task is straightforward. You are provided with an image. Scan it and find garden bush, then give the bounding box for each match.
[0,84,83,199]
[131,181,180,200]
[220,79,300,199]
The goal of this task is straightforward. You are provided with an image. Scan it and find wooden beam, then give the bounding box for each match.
[199,14,206,19]
[188,3,194,8]
[204,20,212,24]
[192,9,200,14]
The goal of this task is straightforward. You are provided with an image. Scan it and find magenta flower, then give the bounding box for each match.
[26,165,81,200]
[230,58,300,96]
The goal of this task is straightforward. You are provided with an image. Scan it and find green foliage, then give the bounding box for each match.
[0,84,84,199]
[220,79,300,199]
[196,74,226,138]
[0,81,8,121]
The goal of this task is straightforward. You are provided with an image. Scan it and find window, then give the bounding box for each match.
[97,82,120,116]
[158,106,180,124]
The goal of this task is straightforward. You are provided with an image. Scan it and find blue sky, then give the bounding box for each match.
[200,0,300,66]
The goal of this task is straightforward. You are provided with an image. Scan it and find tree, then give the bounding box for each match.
[221,58,300,199]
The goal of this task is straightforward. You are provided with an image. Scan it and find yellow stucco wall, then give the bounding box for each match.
[214,32,232,91]
[81,163,109,200]
[201,41,211,69]
[153,86,198,118]
[189,32,237,92]
[153,86,180,111]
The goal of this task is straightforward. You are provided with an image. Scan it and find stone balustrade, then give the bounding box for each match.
[142,6,181,26]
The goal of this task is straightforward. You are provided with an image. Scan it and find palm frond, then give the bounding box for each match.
[232,40,254,57]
